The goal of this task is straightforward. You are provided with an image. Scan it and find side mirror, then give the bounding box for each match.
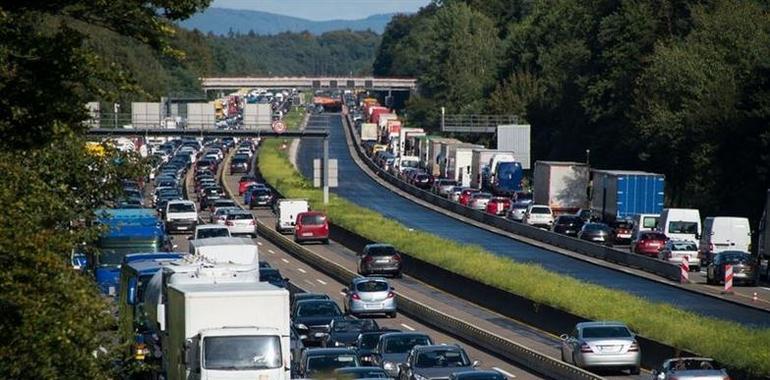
[183,338,193,365]
[472,360,480,368]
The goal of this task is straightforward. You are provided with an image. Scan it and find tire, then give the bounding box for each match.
[560,349,566,362]
[387,312,397,319]
[706,273,714,285]
[322,239,329,245]
[630,366,640,375]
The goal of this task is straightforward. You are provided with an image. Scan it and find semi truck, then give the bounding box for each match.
[360,123,378,142]
[533,161,590,215]
[188,237,258,265]
[590,170,665,222]
[165,282,290,380]
[758,189,770,279]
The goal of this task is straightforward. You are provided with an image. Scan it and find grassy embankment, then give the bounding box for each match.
[259,109,770,375]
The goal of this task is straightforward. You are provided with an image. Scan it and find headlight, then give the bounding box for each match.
[334,341,345,347]
[295,323,307,330]
[383,361,396,371]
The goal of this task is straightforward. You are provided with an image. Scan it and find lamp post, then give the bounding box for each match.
[585,149,592,208]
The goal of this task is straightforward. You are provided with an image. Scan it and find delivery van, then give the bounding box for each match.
[660,208,701,243]
[699,217,751,262]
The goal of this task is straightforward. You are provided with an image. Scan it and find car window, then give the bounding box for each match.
[414,349,470,368]
[307,355,357,374]
[197,228,229,239]
[168,203,194,212]
[383,336,431,353]
[720,253,751,264]
[367,246,396,256]
[297,302,342,317]
[530,207,551,214]
[581,326,632,338]
[668,221,698,234]
[300,214,326,225]
[228,213,253,221]
[642,233,667,240]
[671,242,697,251]
[332,319,376,332]
[356,281,389,292]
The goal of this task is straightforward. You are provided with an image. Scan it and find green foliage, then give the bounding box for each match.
[258,112,770,375]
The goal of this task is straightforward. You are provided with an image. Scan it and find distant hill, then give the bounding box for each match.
[179,8,395,35]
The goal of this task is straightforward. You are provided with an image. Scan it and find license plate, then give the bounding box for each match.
[592,237,604,241]
[617,234,631,238]
[599,345,620,353]
[648,243,659,247]
[364,304,383,310]
[302,232,313,237]
[376,259,389,263]
[177,226,188,230]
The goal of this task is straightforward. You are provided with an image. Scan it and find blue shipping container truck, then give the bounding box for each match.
[485,161,525,196]
[590,170,665,222]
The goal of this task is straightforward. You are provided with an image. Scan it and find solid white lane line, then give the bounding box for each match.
[339,292,346,296]
[761,287,770,291]
[400,323,415,331]
[281,258,290,264]
[297,268,307,274]
[316,279,328,285]
[492,367,516,378]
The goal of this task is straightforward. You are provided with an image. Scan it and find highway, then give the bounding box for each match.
[296,113,770,328]
[175,153,545,380]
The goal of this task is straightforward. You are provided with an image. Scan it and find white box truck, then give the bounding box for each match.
[188,237,258,265]
[360,123,378,142]
[533,161,589,215]
[166,282,290,380]
[470,149,498,189]
[275,199,309,234]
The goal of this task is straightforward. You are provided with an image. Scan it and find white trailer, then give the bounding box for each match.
[533,161,589,214]
[445,144,483,187]
[361,123,378,142]
[275,199,309,233]
[188,237,258,265]
[470,149,498,189]
[166,282,290,380]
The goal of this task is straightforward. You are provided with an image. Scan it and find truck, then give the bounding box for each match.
[395,127,424,157]
[488,160,525,196]
[188,237,258,265]
[443,144,483,186]
[533,161,590,215]
[496,124,531,169]
[759,189,770,279]
[590,170,665,223]
[165,282,290,380]
[470,149,499,189]
[360,123,378,142]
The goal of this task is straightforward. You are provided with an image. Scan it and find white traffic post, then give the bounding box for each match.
[680,256,689,284]
[723,264,734,294]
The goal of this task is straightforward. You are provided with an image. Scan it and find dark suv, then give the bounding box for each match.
[551,215,584,237]
[358,243,402,277]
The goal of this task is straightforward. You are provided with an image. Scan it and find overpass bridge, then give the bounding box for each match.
[200,76,417,92]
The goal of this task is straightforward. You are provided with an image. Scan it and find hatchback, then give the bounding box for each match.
[448,186,465,202]
[294,211,329,244]
[506,202,529,222]
[458,189,480,206]
[468,192,493,211]
[522,204,554,228]
[225,211,257,237]
[659,240,700,271]
[578,223,613,245]
[342,277,397,318]
[630,231,668,257]
[552,215,584,237]
[560,321,641,375]
[706,250,757,286]
[432,179,458,197]
[358,243,402,277]
[485,197,511,216]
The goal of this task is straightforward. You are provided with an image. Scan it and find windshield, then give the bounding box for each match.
[641,233,667,240]
[355,281,388,292]
[203,335,281,370]
[666,359,716,371]
[668,221,698,234]
[531,207,551,214]
[582,326,632,338]
[197,228,229,239]
[297,302,342,317]
[359,333,383,349]
[721,253,751,264]
[415,349,471,368]
[642,216,659,229]
[557,216,581,224]
[168,203,195,212]
[307,354,357,375]
[401,160,419,168]
[98,241,161,266]
[384,336,431,353]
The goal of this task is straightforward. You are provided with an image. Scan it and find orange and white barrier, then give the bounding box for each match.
[680,256,689,284]
[723,264,734,294]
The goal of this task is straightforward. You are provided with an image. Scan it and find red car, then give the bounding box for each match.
[458,189,480,206]
[238,175,258,195]
[630,231,668,257]
[294,211,329,244]
[485,197,512,216]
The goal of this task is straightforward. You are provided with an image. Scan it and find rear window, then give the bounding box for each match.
[642,232,667,240]
[721,253,751,264]
[367,246,396,256]
[168,203,194,212]
[355,281,388,292]
[668,221,698,234]
[558,216,581,223]
[301,214,326,225]
[530,207,551,214]
[197,228,229,239]
[229,213,254,220]
[671,241,697,251]
[581,326,631,338]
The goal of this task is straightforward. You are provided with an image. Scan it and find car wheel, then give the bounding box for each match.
[387,311,397,318]
[706,272,713,285]
[395,272,403,279]
[322,239,329,245]
[630,366,640,375]
[572,352,580,368]
[560,349,566,362]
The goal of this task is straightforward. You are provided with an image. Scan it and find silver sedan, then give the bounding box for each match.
[560,321,641,375]
[342,277,397,318]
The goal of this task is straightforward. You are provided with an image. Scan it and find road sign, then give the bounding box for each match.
[272,120,286,133]
[313,159,338,188]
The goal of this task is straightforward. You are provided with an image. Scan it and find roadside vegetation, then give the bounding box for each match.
[258,110,770,376]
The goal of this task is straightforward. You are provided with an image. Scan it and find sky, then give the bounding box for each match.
[211,0,431,21]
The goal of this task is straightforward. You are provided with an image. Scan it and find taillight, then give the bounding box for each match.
[351,293,361,300]
[249,219,255,225]
[628,341,639,352]
[364,256,373,263]
[226,221,234,226]
[393,254,401,262]
[580,343,593,353]
[387,292,395,298]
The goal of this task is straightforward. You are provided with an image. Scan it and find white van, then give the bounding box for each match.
[275,199,309,234]
[165,200,198,233]
[660,208,701,242]
[699,217,751,260]
[631,213,660,240]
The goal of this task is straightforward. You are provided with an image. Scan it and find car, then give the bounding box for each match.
[610,220,634,244]
[658,240,701,271]
[575,208,596,223]
[449,370,507,380]
[298,348,360,379]
[243,183,268,204]
[448,186,466,202]
[209,198,237,213]
[334,366,390,379]
[164,200,197,233]
[431,179,458,197]
[292,292,332,311]
[522,204,554,228]
[210,206,239,224]
[458,189,480,206]
[249,188,275,209]
[468,192,492,211]
[191,224,231,240]
[551,215,585,237]
[358,243,402,277]
[506,202,529,222]
[630,231,668,257]
[412,173,433,189]
[323,318,379,348]
[230,155,251,174]
[355,329,401,366]
[294,211,330,244]
[560,321,641,375]
[577,223,613,245]
[706,250,757,286]
[512,191,532,205]
[651,357,729,380]
[238,175,258,195]
[398,344,478,380]
[225,210,257,237]
[342,277,397,318]
[373,332,434,378]
[292,299,344,345]
[485,197,511,216]
[259,267,288,288]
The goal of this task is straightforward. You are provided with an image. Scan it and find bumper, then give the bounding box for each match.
[363,263,402,274]
[295,233,328,242]
[229,226,256,235]
[349,299,397,314]
[577,352,640,368]
[166,219,197,233]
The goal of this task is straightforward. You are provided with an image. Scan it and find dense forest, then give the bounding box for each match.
[374,0,770,223]
[80,24,381,101]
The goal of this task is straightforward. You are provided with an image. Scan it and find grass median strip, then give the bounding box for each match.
[259,109,770,375]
